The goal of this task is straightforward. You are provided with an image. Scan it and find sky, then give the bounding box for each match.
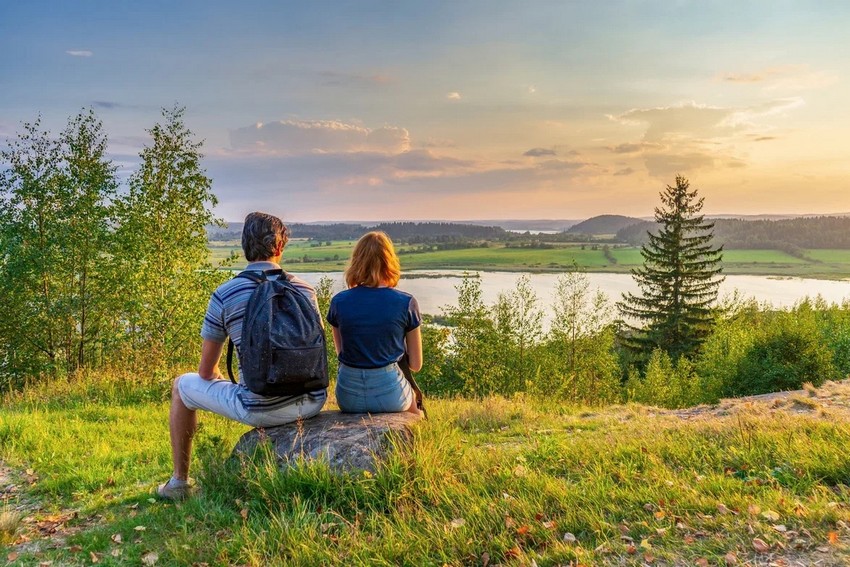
[1,1,849,222]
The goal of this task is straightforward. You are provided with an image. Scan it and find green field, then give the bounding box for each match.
[2,373,849,565]
[209,241,850,279]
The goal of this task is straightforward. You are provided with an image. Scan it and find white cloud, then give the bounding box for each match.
[721,65,838,92]
[527,85,537,94]
[230,119,410,154]
[66,50,93,57]
[446,92,462,100]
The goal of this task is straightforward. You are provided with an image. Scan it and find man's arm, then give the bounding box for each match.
[198,339,225,380]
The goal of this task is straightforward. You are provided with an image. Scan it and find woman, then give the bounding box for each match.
[327,231,422,414]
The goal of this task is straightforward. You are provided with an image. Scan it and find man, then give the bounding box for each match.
[158,212,327,500]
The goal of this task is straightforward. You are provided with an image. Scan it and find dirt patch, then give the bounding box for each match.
[667,379,850,421]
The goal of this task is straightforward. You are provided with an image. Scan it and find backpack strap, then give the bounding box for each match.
[226,269,276,384]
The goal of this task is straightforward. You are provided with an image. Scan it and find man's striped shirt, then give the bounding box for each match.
[201,261,327,411]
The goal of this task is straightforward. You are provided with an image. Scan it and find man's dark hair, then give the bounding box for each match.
[242,212,290,262]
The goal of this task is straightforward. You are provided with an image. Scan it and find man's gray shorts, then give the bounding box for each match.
[176,373,325,428]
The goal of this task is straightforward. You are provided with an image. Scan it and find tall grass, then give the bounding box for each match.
[1,373,848,565]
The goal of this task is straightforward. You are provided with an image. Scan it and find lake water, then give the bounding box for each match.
[293,270,850,317]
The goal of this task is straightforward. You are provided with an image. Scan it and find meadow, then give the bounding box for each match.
[209,241,850,279]
[1,373,848,565]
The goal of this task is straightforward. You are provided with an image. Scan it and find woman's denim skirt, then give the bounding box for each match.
[336,362,414,413]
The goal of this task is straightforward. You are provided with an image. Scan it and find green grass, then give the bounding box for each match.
[209,241,850,278]
[2,373,849,565]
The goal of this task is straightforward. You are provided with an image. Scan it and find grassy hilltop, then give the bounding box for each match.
[2,374,849,566]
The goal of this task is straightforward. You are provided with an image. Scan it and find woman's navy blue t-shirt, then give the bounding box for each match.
[326,286,421,369]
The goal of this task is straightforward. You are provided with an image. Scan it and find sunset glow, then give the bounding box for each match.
[2,1,849,221]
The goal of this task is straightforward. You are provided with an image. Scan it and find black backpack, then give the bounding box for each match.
[226,269,329,396]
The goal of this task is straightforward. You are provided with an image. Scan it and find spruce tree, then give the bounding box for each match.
[618,175,723,361]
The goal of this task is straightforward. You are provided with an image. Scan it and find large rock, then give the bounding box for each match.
[231,410,422,473]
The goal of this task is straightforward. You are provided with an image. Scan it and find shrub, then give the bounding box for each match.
[731,308,837,396]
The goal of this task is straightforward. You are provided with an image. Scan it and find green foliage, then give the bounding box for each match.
[732,306,838,396]
[619,175,723,362]
[537,269,621,404]
[0,111,118,384]
[625,349,702,408]
[0,106,225,387]
[441,275,507,396]
[112,106,225,369]
[315,276,339,383]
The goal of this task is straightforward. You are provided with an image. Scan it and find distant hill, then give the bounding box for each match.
[567,215,644,235]
[617,216,850,250]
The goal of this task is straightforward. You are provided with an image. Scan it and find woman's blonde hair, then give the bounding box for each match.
[345,231,401,288]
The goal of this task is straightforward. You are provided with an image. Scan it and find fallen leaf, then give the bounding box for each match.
[7,553,19,563]
[134,525,146,531]
[516,525,530,536]
[563,532,577,544]
[640,539,651,550]
[684,535,695,544]
[90,551,100,563]
[449,518,465,529]
[828,531,839,545]
[504,515,515,528]
[542,520,556,530]
[752,538,770,553]
[481,551,490,567]
[626,543,637,555]
[773,525,787,533]
[111,533,123,544]
[111,549,122,558]
[141,551,159,565]
[504,546,521,560]
[695,559,709,567]
[147,498,156,504]
[69,545,83,552]
[747,504,761,516]
[762,510,781,522]
[717,503,733,515]
[643,552,655,562]
[724,551,738,565]
[534,512,544,521]
[655,527,668,536]
[654,510,666,520]
[240,508,248,521]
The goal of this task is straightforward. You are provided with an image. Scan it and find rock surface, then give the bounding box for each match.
[231,410,422,473]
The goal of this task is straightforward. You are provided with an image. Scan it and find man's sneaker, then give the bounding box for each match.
[156,477,196,501]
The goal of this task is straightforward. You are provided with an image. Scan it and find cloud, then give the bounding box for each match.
[66,50,93,57]
[612,102,731,142]
[722,97,804,128]
[527,85,537,94]
[446,92,462,100]
[753,136,776,142]
[607,142,663,154]
[523,147,556,157]
[230,120,410,154]
[614,168,635,176]
[721,65,838,91]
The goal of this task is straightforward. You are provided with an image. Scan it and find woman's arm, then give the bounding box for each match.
[331,326,343,356]
[404,326,423,372]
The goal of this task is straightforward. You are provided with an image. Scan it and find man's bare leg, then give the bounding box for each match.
[169,376,197,480]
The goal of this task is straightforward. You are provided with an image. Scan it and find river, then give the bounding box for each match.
[292,270,850,317]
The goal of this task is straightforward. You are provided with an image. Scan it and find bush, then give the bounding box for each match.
[624,349,702,408]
